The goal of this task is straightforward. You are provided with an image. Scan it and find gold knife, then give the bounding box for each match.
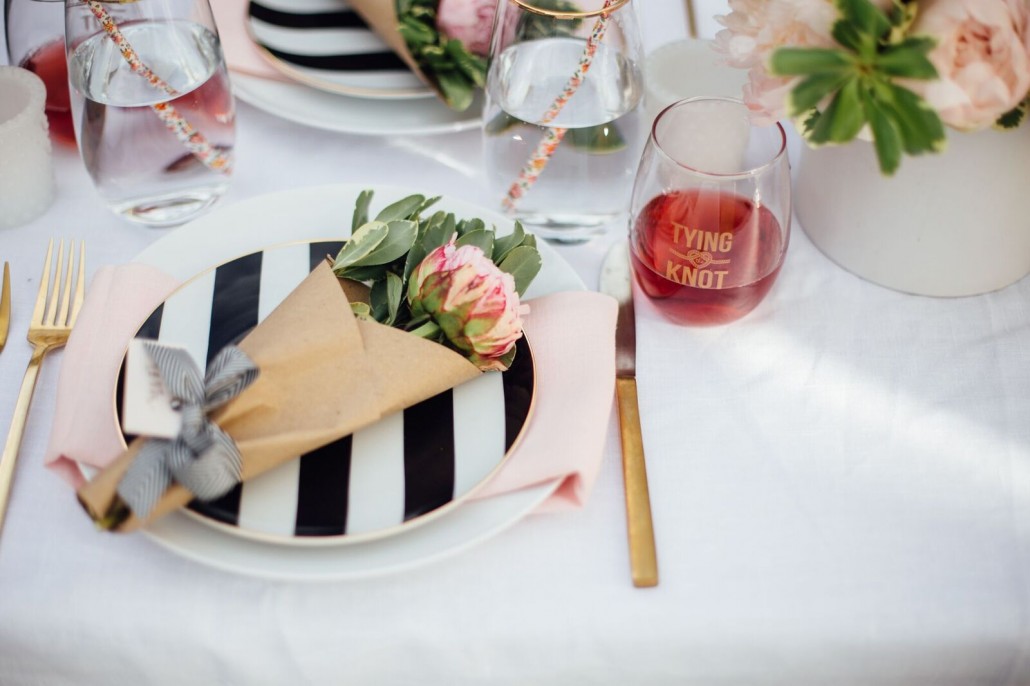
[599,242,658,588]
[0,262,9,352]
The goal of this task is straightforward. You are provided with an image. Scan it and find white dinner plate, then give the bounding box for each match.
[231,73,482,136]
[124,242,537,547]
[120,183,584,580]
[247,0,434,99]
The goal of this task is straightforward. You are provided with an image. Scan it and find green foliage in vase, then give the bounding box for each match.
[769,0,945,175]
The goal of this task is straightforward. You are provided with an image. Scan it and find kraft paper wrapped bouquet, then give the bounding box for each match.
[78,191,542,531]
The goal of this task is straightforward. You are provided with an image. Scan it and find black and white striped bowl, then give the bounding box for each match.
[247,0,434,99]
[121,241,535,546]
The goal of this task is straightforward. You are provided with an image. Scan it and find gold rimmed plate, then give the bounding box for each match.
[84,183,582,580]
[116,241,537,547]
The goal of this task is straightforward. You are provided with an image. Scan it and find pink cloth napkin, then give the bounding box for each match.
[211,0,288,81]
[44,264,617,513]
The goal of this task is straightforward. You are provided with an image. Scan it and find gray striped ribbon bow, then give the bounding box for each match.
[117,341,259,520]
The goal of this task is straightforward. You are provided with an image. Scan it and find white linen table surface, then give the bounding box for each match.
[1,2,1028,684]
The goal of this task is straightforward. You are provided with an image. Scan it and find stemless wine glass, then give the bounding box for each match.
[629,97,790,326]
[4,0,75,146]
[64,0,235,227]
[484,0,645,243]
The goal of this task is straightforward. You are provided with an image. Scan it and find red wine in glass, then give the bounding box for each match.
[631,189,787,326]
[20,39,76,147]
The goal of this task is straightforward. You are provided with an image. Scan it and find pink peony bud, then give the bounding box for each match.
[409,239,522,371]
[437,0,497,57]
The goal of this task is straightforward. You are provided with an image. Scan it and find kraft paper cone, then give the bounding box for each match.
[77,262,480,532]
[346,0,440,96]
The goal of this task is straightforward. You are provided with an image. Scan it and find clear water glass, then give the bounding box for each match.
[64,0,235,227]
[484,0,645,243]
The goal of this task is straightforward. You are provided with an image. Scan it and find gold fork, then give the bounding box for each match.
[0,241,85,537]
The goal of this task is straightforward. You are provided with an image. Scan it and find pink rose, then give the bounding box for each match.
[409,239,522,371]
[437,0,496,57]
[715,0,895,123]
[906,0,1030,131]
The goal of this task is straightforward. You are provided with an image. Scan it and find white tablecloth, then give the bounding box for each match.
[2,3,1029,684]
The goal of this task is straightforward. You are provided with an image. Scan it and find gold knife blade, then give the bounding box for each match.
[0,262,10,352]
[599,242,658,588]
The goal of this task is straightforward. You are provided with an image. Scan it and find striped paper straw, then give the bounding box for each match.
[85,1,232,174]
[502,0,615,212]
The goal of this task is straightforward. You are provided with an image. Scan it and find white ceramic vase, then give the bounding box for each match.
[795,124,1030,296]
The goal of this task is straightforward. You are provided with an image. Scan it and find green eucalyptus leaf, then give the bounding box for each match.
[404,239,429,283]
[498,245,542,297]
[788,71,853,116]
[435,69,474,112]
[351,190,373,232]
[374,194,425,223]
[878,81,946,154]
[836,0,890,42]
[385,271,404,326]
[861,90,903,175]
[399,16,435,45]
[876,38,938,79]
[409,4,434,19]
[349,220,418,267]
[808,79,866,144]
[333,220,389,272]
[769,48,853,76]
[457,218,485,235]
[442,213,456,237]
[445,39,487,87]
[336,264,388,283]
[831,19,865,54]
[418,196,442,215]
[422,217,454,254]
[369,278,390,323]
[492,222,526,263]
[455,229,494,256]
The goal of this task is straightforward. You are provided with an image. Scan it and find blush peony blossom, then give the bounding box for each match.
[715,0,894,123]
[437,0,496,57]
[905,0,1030,131]
[409,239,522,371]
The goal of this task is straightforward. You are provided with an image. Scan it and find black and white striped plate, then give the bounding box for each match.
[121,241,535,547]
[247,0,433,99]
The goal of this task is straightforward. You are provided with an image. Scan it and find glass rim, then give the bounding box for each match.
[650,96,788,180]
[507,0,632,19]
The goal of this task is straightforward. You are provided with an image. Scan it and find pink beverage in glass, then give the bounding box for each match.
[19,39,75,146]
[628,97,791,326]
[5,0,75,146]
[630,188,786,326]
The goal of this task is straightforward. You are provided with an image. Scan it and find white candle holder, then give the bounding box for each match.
[0,66,55,229]
[643,38,748,126]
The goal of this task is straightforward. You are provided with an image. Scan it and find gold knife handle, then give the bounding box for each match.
[615,376,658,587]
